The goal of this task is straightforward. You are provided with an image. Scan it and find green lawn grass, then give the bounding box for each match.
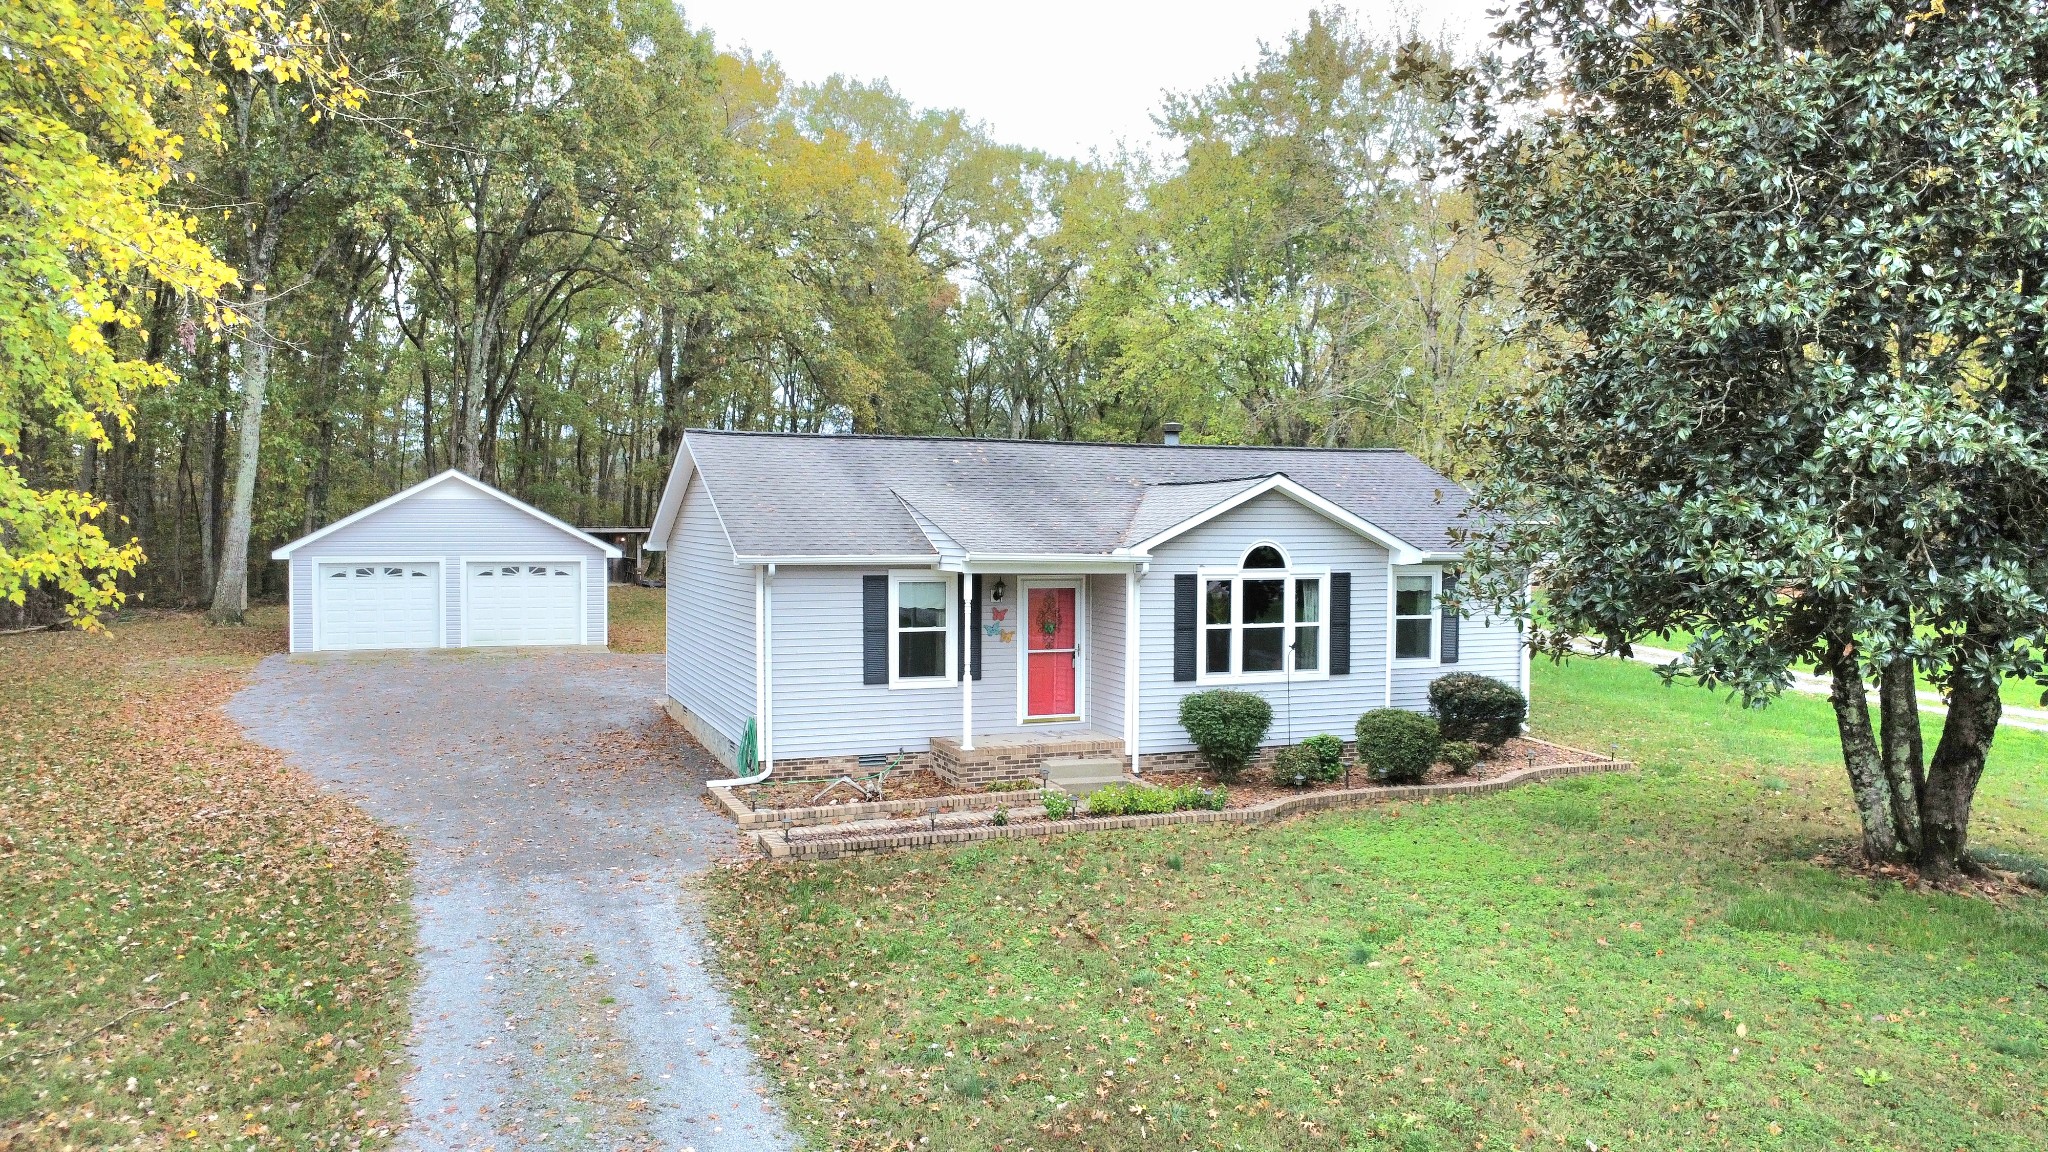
[0,612,412,1148]
[1646,627,2048,712]
[706,656,2048,1151]
[609,583,666,653]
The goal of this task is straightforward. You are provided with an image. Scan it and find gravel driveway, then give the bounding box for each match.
[229,651,794,1152]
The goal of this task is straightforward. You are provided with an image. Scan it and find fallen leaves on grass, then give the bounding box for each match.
[0,611,412,1150]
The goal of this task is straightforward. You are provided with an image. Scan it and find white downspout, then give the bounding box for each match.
[1126,564,1144,776]
[710,562,774,789]
[961,572,975,752]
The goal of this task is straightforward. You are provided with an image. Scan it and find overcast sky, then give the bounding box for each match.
[676,1,1506,160]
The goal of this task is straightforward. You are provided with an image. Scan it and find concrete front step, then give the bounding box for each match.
[1044,757,1127,796]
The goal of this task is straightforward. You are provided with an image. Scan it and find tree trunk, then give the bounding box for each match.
[1918,677,2002,878]
[1824,648,1899,863]
[1878,656,1925,858]
[201,406,225,593]
[209,272,274,624]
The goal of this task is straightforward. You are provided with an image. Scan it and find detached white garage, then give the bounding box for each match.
[272,470,620,653]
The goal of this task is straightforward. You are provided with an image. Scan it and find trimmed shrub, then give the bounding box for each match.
[1272,734,1345,787]
[1355,709,1441,784]
[1040,788,1076,819]
[1178,690,1273,778]
[1428,673,1528,749]
[1440,740,1482,776]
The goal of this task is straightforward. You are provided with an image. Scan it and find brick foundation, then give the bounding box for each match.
[759,750,935,780]
[929,734,1126,786]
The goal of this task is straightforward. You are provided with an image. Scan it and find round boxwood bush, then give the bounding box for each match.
[1273,734,1345,787]
[1427,673,1528,749]
[1439,739,1482,776]
[1355,708,1440,784]
[1178,690,1273,778]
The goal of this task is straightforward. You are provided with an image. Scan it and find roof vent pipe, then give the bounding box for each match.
[1162,421,1182,446]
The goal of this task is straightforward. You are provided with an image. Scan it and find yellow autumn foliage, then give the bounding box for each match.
[0,0,355,624]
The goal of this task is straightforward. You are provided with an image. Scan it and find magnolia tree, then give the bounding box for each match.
[1454,0,2048,878]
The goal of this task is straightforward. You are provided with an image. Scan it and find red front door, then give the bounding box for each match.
[1026,586,1078,718]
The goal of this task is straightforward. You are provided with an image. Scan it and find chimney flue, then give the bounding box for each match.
[1162,421,1182,446]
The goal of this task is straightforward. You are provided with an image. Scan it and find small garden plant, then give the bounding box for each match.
[1272,733,1345,786]
[1428,672,1527,748]
[1038,788,1076,819]
[1085,782,1227,816]
[1355,708,1440,784]
[1177,689,1272,778]
[1439,739,1482,776]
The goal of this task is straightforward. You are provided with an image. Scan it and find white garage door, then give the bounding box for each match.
[466,562,583,646]
[316,562,441,650]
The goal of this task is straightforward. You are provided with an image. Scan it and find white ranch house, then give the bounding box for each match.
[645,430,1529,785]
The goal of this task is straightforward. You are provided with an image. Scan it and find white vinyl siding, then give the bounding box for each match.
[665,476,757,754]
[1137,492,1391,754]
[1086,573,1125,732]
[1389,565,1528,710]
[765,568,1124,761]
[284,478,606,652]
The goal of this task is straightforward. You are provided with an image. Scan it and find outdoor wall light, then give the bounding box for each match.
[991,577,1006,603]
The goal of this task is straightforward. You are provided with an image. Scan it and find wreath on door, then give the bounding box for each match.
[1034,593,1064,642]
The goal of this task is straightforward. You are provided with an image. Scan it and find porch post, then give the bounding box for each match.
[961,572,974,751]
[1126,566,1141,776]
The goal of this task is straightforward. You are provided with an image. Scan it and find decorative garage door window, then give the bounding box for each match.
[465,561,582,646]
[316,562,439,650]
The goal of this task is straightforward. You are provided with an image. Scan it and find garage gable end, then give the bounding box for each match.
[277,472,615,653]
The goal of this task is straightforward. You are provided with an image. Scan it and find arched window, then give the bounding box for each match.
[1199,543,1326,681]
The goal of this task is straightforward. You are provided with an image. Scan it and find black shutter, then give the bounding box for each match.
[971,575,983,680]
[1173,574,1197,682]
[1440,571,1460,664]
[962,575,984,681]
[863,574,888,685]
[1329,572,1351,675]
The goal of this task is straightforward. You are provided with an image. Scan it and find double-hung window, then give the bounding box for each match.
[890,571,954,686]
[1394,570,1438,660]
[1199,544,1327,682]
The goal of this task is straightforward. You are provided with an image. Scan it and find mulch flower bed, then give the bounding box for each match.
[766,737,1614,848]
[731,737,1599,817]
[1144,736,1588,809]
[736,768,1018,811]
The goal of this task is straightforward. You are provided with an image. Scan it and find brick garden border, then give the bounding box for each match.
[750,744,1633,860]
[709,784,1033,830]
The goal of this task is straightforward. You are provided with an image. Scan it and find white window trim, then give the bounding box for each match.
[888,569,957,689]
[459,555,591,647]
[309,556,448,652]
[1393,565,1441,664]
[1194,542,1330,686]
[1015,578,1088,724]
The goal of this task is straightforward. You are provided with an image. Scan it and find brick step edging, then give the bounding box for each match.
[755,757,1633,860]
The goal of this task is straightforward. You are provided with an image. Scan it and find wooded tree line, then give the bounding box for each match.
[6,1,1510,622]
